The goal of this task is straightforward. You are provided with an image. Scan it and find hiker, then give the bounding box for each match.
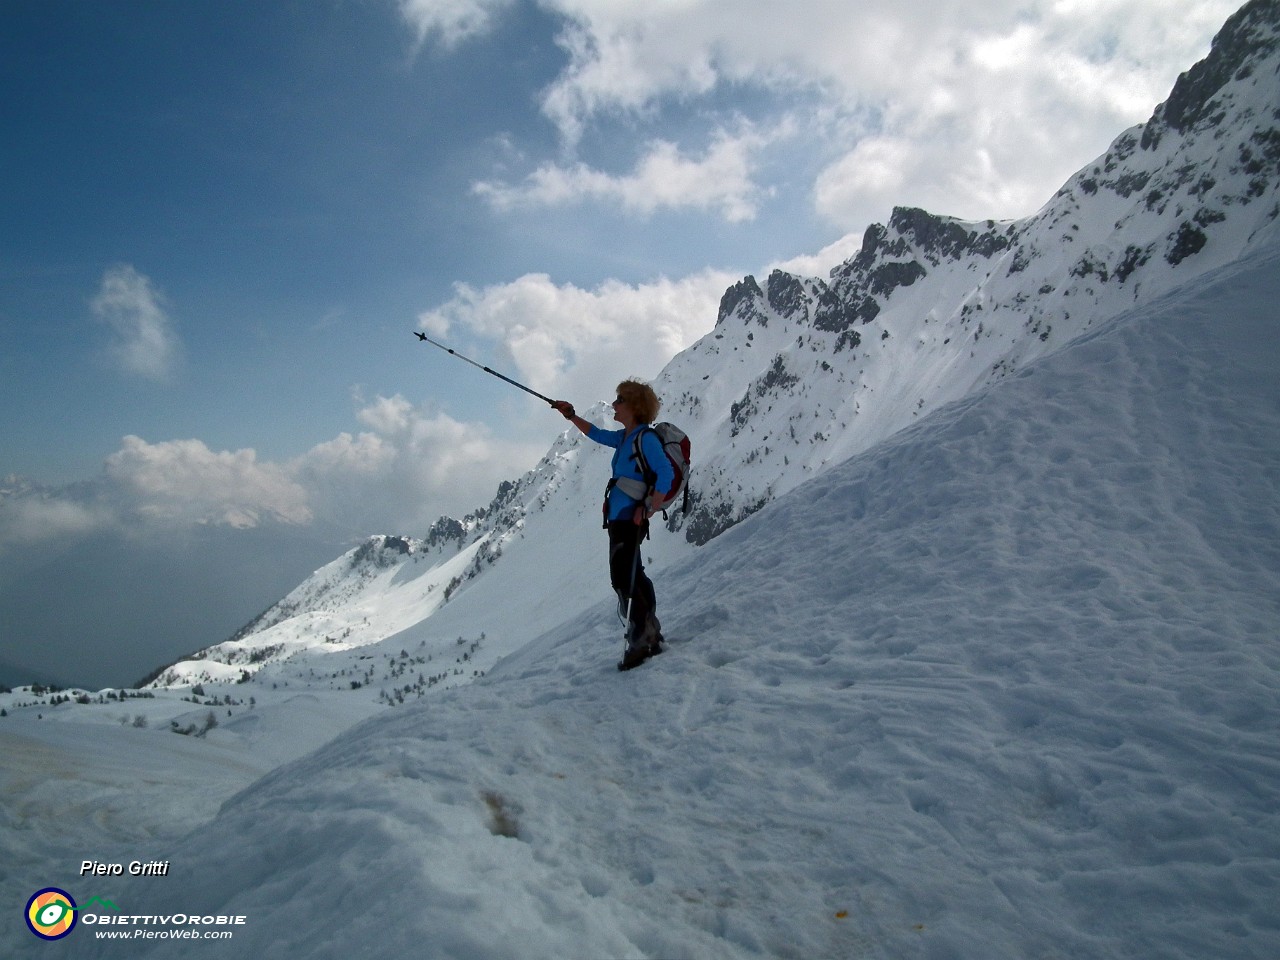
[552,380,675,670]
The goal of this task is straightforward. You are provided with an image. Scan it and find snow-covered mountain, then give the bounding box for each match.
[150,0,1280,693]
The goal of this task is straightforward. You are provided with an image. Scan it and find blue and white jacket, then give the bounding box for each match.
[587,424,676,523]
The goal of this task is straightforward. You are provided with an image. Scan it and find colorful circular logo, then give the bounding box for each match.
[25,888,78,941]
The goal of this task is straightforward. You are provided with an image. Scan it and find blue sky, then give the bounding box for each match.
[0,0,1239,685]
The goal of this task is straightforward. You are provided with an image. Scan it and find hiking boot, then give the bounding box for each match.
[617,643,657,671]
[617,610,664,670]
[636,613,661,648]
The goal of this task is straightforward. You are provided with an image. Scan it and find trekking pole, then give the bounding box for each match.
[621,514,649,638]
[413,331,555,406]
[623,538,643,641]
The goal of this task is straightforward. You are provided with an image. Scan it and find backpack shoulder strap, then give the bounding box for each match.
[631,426,656,482]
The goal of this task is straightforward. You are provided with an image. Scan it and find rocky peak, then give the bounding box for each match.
[1148,0,1279,144]
[716,275,766,326]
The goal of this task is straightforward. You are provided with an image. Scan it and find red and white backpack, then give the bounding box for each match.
[634,422,691,516]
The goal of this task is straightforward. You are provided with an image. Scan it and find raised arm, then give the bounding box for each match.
[551,401,593,436]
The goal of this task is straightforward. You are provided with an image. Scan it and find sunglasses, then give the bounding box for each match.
[612,397,627,406]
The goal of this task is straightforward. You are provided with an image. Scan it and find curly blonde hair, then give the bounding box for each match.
[616,380,661,424]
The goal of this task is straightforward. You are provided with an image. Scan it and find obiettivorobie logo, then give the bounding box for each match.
[24,886,247,943]
[25,888,119,941]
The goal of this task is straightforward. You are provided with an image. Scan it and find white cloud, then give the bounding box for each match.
[768,232,867,279]
[0,494,113,548]
[802,1,1243,226]
[405,0,1238,230]
[813,137,910,224]
[537,6,722,146]
[0,391,554,548]
[90,264,183,381]
[474,126,778,222]
[104,436,312,528]
[397,0,516,47]
[297,429,395,479]
[352,396,508,490]
[289,395,546,532]
[417,268,736,407]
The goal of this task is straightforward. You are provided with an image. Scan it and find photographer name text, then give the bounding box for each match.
[80,859,171,877]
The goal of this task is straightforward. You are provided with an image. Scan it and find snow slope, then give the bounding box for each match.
[29,226,1276,960]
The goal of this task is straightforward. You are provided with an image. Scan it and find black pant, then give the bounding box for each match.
[607,520,656,635]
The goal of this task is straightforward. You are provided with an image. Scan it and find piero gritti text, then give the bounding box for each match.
[81,859,171,877]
